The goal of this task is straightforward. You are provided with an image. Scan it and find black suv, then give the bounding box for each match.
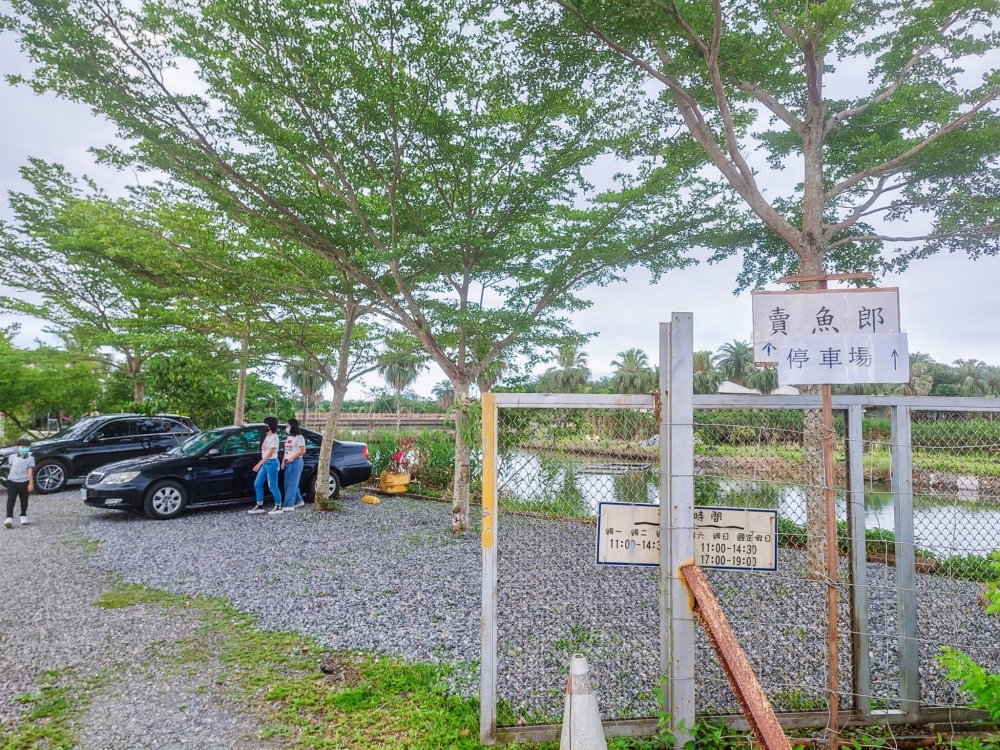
[0,414,198,493]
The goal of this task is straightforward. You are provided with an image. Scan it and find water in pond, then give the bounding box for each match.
[499,450,1000,556]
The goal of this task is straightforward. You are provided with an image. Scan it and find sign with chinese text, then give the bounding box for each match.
[596,502,778,571]
[777,332,909,386]
[693,506,777,571]
[752,288,900,365]
[596,502,661,566]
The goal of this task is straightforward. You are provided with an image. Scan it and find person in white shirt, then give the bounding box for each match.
[249,416,283,515]
[281,418,307,509]
[5,438,35,528]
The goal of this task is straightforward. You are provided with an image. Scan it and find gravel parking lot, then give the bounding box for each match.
[4,489,997,744]
[0,491,276,749]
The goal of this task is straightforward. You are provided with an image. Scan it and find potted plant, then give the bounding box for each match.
[379,438,414,494]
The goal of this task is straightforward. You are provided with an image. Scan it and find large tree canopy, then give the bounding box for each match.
[2,0,723,530]
[555,0,1000,288]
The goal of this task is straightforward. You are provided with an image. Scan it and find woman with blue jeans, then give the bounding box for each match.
[249,416,282,515]
[281,418,307,509]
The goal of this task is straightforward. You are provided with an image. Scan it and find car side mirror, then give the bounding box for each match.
[206,448,221,458]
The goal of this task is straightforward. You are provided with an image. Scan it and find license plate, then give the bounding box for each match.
[80,488,88,501]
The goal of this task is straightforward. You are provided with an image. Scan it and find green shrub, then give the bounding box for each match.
[350,429,481,497]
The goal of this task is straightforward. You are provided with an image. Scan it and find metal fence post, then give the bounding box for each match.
[890,404,919,715]
[659,321,671,740]
[663,314,696,748]
[847,405,871,716]
[481,392,499,745]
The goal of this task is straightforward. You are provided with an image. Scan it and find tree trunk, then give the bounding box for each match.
[395,391,401,431]
[451,381,472,533]
[316,308,357,507]
[234,335,248,425]
[132,378,145,405]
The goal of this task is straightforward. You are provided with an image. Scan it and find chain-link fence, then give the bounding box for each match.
[481,393,1000,745]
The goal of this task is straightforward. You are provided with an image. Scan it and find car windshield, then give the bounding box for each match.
[169,431,221,457]
[50,419,98,441]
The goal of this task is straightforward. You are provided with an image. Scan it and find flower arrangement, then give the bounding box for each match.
[386,437,415,474]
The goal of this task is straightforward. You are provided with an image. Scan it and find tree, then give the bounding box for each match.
[714,340,756,388]
[556,0,1000,285]
[892,352,934,397]
[0,162,204,403]
[609,348,656,394]
[540,346,591,393]
[693,350,722,395]
[556,0,1000,581]
[432,381,455,411]
[3,0,719,532]
[954,359,990,397]
[378,341,428,431]
[284,359,325,425]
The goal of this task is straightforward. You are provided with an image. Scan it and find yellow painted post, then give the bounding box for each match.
[481,392,498,744]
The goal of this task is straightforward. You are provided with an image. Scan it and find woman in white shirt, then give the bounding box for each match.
[281,418,307,509]
[249,416,283,515]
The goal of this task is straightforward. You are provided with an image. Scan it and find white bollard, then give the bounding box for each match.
[559,654,608,750]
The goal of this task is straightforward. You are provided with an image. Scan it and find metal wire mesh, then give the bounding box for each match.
[489,398,1000,738]
[495,406,660,725]
[693,407,852,717]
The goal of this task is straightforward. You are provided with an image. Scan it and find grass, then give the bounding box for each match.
[89,583,675,750]
[0,669,104,750]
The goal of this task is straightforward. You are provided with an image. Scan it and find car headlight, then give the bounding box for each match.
[102,471,141,485]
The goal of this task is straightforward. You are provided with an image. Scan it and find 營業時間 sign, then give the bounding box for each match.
[596,502,777,571]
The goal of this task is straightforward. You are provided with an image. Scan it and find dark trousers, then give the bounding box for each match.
[6,480,28,518]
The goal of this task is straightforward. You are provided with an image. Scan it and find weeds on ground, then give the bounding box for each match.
[0,669,103,750]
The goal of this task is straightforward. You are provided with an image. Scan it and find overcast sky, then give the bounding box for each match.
[3,31,1000,401]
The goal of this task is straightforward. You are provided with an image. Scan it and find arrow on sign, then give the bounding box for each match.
[891,350,900,370]
[762,342,777,356]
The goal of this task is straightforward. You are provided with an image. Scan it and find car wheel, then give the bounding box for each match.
[34,459,68,494]
[143,480,187,520]
[311,470,341,501]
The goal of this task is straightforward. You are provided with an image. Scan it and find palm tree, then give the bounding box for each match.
[745,366,778,395]
[432,380,455,410]
[714,340,755,388]
[284,360,325,424]
[987,367,1000,397]
[954,358,990,397]
[609,349,656,394]
[693,351,722,394]
[891,352,934,397]
[378,353,427,429]
[541,345,591,393]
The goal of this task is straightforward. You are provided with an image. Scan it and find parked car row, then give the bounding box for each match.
[0,414,372,520]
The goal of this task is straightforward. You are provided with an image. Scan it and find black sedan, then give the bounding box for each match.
[82,424,372,519]
[0,414,198,493]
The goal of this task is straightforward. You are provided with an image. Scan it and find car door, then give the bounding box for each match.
[136,418,186,455]
[79,418,144,474]
[193,428,261,503]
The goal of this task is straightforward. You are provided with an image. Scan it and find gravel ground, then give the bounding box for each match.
[80,492,998,725]
[0,491,275,748]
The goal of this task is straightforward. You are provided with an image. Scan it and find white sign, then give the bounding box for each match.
[777,332,909,386]
[596,502,660,566]
[596,502,778,571]
[752,288,900,365]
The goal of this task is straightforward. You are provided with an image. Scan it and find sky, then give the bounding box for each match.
[3,28,1000,402]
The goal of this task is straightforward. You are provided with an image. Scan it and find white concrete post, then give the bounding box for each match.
[661,314,696,748]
